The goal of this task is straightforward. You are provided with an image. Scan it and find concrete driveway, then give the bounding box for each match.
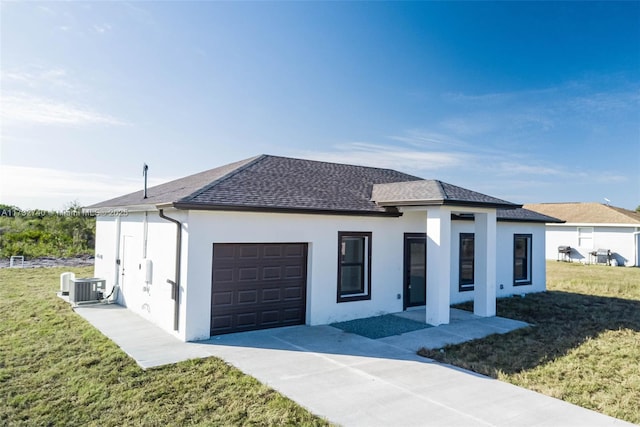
[75,304,632,426]
[202,325,631,427]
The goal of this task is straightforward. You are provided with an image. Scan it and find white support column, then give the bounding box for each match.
[426,206,451,325]
[474,211,497,317]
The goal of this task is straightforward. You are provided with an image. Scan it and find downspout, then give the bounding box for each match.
[633,230,640,267]
[113,216,122,300]
[159,209,181,331]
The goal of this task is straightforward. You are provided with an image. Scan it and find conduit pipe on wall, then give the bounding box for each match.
[158,209,182,331]
[633,230,640,267]
[114,216,122,292]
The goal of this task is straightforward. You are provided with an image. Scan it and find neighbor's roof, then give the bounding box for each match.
[523,202,640,225]
[88,154,522,216]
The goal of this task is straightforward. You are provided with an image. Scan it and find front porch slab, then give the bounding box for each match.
[381,308,529,352]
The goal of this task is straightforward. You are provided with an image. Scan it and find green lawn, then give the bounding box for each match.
[0,267,328,426]
[420,261,640,424]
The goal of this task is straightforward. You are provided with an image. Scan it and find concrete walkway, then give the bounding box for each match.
[73,304,632,426]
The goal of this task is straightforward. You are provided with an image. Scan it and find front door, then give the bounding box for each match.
[404,233,426,309]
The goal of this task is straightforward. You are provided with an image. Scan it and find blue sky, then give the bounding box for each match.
[1,1,639,210]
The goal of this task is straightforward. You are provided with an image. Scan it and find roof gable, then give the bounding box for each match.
[523,203,640,224]
[371,180,519,209]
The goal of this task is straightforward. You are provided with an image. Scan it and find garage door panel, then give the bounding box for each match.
[211,291,233,306]
[213,245,236,260]
[260,310,280,325]
[239,245,259,259]
[283,244,305,257]
[283,286,304,300]
[283,307,304,322]
[213,268,234,283]
[262,288,281,302]
[284,265,304,279]
[211,243,307,336]
[262,266,283,280]
[238,267,259,281]
[237,289,259,304]
[263,245,283,257]
[236,312,258,328]
[211,306,305,335]
[211,315,233,332]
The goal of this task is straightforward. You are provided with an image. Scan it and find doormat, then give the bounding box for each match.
[331,314,431,339]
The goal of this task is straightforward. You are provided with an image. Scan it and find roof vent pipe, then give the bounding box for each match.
[143,163,149,199]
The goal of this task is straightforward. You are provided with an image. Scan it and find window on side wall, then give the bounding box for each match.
[577,227,593,248]
[459,233,474,292]
[337,231,372,302]
[514,234,532,286]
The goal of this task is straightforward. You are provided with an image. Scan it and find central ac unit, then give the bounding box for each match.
[69,278,106,304]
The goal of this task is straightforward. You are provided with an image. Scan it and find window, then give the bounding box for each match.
[459,233,474,292]
[514,234,532,286]
[577,227,593,248]
[337,232,372,302]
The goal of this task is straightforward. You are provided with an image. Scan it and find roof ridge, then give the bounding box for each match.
[607,205,640,221]
[434,180,448,200]
[179,155,267,203]
[266,154,424,178]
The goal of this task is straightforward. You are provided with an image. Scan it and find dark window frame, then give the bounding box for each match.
[337,231,372,303]
[514,234,532,286]
[459,233,475,292]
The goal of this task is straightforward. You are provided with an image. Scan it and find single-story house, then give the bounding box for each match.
[87,155,559,342]
[524,202,640,267]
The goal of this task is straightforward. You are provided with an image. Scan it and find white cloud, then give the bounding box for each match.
[497,162,572,177]
[2,67,73,89]
[388,130,469,149]
[0,165,170,210]
[93,24,112,34]
[37,5,55,15]
[0,94,125,126]
[297,142,468,175]
[565,90,640,114]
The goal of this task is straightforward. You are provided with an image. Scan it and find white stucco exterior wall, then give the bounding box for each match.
[94,216,118,293]
[449,221,547,305]
[95,208,549,341]
[94,211,187,339]
[543,224,640,266]
[183,210,425,340]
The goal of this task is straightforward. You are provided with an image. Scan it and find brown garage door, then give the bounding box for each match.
[211,243,308,335]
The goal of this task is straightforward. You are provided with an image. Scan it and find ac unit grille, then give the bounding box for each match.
[70,278,106,303]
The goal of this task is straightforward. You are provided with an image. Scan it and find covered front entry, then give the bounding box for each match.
[210,243,307,335]
[404,233,426,309]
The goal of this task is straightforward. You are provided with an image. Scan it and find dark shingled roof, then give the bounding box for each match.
[88,155,422,214]
[178,155,426,214]
[371,180,519,209]
[88,154,532,217]
[87,156,260,209]
[496,208,564,223]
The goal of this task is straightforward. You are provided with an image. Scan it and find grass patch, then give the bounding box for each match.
[419,262,640,424]
[331,314,430,339]
[0,267,328,426]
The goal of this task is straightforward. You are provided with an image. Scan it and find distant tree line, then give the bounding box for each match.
[0,202,95,258]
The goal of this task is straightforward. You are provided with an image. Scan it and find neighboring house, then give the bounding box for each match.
[87,155,558,342]
[524,202,640,267]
